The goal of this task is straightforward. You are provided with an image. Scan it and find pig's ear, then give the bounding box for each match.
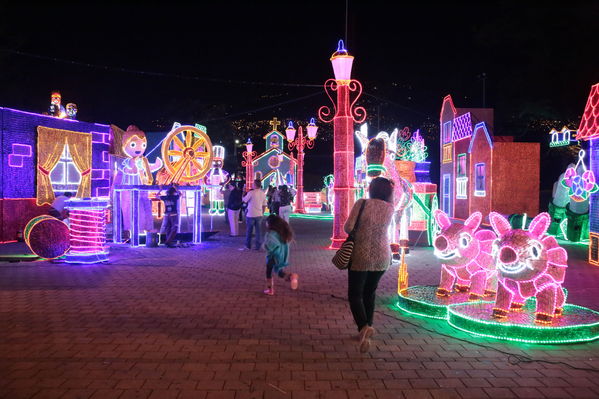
[434,209,451,230]
[464,212,482,231]
[528,212,551,238]
[489,212,511,236]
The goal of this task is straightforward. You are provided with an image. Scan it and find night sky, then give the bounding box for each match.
[1,1,598,194]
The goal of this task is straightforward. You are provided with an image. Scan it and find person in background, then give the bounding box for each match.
[278,185,295,222]
[221,182,232,224]
[343,177,395,353]
[262,214,298,295]
[226,182,244,236]
[270,185,281,215]
[159,185,181,248]
[49,192,73,220]
[266,185,276,214]
[241,179,267,250]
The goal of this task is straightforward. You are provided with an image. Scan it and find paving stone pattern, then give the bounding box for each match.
[1,217,599,398]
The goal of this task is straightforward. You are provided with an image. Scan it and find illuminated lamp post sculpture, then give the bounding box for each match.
[318,40,367,248]
[286,119,318,214]
[242,139,257,192]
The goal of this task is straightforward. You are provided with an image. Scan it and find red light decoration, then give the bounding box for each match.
[319,40,367,249]
[65,198,109,263]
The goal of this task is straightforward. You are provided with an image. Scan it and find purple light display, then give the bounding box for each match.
[452,112,473,142]
[8,144,32,168]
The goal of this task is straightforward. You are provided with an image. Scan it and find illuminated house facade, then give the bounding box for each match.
[0,107,111,241]
[252,118,297,188]
[439,95,539,220]
[575,83,599,265]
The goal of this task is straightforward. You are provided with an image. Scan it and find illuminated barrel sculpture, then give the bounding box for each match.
[64,198,109,263]
[24,215,70,259]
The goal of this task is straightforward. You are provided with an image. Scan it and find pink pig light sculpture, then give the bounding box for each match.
[433,210,497,300]
[489,212,568,324]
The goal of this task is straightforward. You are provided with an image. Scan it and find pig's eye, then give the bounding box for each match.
[459,233,471,248]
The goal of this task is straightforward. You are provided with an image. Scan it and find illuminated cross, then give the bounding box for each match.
[269,117,281,132]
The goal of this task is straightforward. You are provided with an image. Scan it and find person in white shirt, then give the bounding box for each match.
[241,179,267,250]
[49,192,73,220]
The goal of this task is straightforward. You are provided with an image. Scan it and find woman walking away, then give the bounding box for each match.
[344,177,395,353]
[263,214,298,295]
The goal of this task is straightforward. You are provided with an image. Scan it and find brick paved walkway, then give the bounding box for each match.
[2,217,599,399]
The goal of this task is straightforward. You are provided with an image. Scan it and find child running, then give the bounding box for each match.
[263,214,298,295]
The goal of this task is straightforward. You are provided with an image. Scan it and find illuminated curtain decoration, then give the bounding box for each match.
[36,128,67,205]
[561,149,598,202]
[66,131,92,199]
[36,127,92,205]
[109,124,129,158]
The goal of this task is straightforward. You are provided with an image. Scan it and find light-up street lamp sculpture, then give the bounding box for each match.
[242,139,257,192]
[286,119,318,213]
[318,40,367,248]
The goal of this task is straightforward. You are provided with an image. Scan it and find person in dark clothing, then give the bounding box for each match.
[227,183,244,236]
[159,185,181,248]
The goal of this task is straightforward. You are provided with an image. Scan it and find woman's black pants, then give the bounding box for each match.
[348,269,385,331]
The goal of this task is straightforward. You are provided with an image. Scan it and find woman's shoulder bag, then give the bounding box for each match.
[331,200,367,270]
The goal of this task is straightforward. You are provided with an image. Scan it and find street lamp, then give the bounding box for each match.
[318,39,367,249]
[286,119,318,214]
[241,139,256,192]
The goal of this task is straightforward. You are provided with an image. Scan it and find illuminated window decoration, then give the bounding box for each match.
[457,154,467,177]
[474,163,486,197]
[24,215,70,260]
[204,145,230,216]
[442,174,451,214]
[50,145,82,193]
[489,212,568,324]
[8,143,32,168]
[36,126,93,206]
[589,233,599,266]
[64,198,109,264]
[456,177,468,199]
[442,144,452,163]
[561,150,598,202]
[452,112,473,142]
[432,210,497,300]
[407,129,428,162]
[442,121,452,144]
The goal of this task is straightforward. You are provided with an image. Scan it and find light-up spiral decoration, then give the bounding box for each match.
[65,198,109,264]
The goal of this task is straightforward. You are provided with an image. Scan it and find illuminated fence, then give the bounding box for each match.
[64,198,109,263]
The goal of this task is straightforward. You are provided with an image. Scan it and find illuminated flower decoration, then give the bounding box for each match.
[560,150,598,202]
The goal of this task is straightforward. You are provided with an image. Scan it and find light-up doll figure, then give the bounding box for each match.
[118,125,163,237]
[49,91,66,118]
[204,145,230,215]
[66,103,78,119]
